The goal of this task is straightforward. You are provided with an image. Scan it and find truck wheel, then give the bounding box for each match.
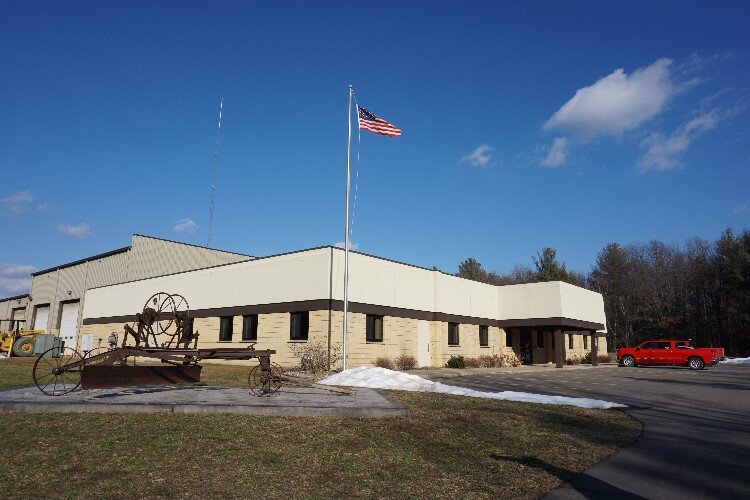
[12,337,36,357]
[621,355,635,367]
[688,357,704,370]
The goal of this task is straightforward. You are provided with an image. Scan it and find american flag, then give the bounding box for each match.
[357,106,402,137]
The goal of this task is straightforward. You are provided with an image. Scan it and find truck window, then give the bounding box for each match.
[642,342,659,349]
[657,341,671,349]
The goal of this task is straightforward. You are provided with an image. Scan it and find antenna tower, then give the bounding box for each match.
[207,98,223,246]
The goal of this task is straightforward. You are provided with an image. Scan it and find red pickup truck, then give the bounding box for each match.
[617,340,721,370]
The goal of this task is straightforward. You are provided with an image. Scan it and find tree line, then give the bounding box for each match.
[456,228,750,356]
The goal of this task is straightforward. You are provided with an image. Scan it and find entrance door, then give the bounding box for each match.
[417,320,431,368]
[59,301,80,349]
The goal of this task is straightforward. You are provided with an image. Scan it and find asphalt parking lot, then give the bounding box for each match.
[433,364,750,499]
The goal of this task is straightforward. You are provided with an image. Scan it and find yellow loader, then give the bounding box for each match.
[0,323,45,357]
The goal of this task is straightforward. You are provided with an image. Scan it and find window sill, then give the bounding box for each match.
[448,344,460,347]
[480,345,491,348]
[366,340,384,344]
[218,340,233,343]
[288,339,308,343]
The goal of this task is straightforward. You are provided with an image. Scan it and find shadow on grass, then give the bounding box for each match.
[491,454,646,499]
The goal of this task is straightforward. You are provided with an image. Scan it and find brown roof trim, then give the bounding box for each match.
[498,317,604,331]
[31,246,132,276]
[0,293,30,303]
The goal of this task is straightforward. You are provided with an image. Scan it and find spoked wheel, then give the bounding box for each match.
[33,347,85,396]
[248,362,284,396]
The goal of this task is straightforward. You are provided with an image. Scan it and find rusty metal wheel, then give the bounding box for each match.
[248,362,284,396]
[32,347,85,396]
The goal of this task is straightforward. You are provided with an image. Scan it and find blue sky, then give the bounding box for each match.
[1,1,749,297]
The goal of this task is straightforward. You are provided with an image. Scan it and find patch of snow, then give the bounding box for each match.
[0,354,6,360]
[720,357,750,365]
[319,366,626,410]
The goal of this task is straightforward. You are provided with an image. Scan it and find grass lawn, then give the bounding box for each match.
[0,357,641,499]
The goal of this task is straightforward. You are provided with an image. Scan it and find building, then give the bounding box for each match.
[2,235,251,346]
[80,246,607,368]
[0,294,30,332]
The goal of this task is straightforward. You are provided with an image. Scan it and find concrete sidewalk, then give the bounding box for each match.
[0,385,408,418]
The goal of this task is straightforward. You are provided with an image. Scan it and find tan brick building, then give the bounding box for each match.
[79,246,608,368]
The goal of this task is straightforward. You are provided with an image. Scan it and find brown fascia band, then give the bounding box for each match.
[83,299,604,332]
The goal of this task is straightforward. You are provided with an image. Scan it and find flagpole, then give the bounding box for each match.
[343,84,353,371]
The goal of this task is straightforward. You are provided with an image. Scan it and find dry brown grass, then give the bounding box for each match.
[0,360,641,499]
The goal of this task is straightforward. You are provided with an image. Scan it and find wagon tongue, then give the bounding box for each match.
[81,365,202,389]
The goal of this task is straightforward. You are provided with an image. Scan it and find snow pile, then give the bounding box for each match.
[0,354,6,360]
[319,366,626,409]
[720,357,750,365]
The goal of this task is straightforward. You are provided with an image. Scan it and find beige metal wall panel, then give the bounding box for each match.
[497,282,564,320]
[86,251,130,289]
[330,250,436,312]
[83,248,332,320]
[434,272,498,319]
[28,271,60,330]
[126,235,251,282]
[331,249,498,319]
[558,282,607,329]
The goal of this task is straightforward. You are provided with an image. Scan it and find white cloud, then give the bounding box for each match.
[334,241,359,251]
[459,144,494,167]
[58,222,92,239]
[1,191,34,215]
[544,58,674,140]
[732,205,747,215]
[0,262,37,296]
[541,137,569,167]
[638,109,721,172]
[173,218,197,234]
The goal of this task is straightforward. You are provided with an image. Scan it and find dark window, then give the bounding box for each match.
[641,341,659,349]
[536,330,545,348]
[219,317,233,341]
[583,335,589,349]
[479,325,489,346]
[657,341,671,349]
[290,311,309,340]
[366,314,383,342]
[569,334,574,350]
[448,323,459,346]
[242,314,258,341]
[506,330,515,347]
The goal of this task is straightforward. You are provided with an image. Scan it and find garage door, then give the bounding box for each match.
[59,301,80,348]
[34,305,50,331]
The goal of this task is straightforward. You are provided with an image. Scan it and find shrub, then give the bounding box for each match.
[289,339,341,374]
[395,354,418,371]
[478,354,498,368]
[465,357,481,368]
[445,355,466,369]
[566,356,581,365]
[375,357,395,370]
[503,352,523,367]
[598,354,611,364]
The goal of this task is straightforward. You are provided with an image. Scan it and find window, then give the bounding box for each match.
[290,311,309,340]
[641,342,659,349]
[583,335,589,349]
[448,323,459,346]
[242,314,258,341]
[479,325,489,347]
[568,334,574,350]
[219,317,233,341]
[506,329,515,347]
[536,330,545,348]
[366,314,383,342]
